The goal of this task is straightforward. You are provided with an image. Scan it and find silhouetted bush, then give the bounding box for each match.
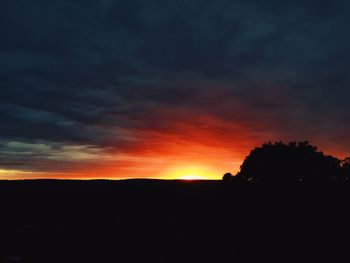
[341,157,350,181]
[235,141,344,183]
[222,173,233,183]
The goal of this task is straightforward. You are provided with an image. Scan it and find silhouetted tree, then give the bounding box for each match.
[222,173,233,183]
[237,141,343,183]
[341,157,350,181]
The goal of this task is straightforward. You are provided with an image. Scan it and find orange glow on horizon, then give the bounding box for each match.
[0,111,265,180]
[7,112,342,180]
[161,165,219,180]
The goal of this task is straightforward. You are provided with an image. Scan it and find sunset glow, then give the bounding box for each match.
[163,165,218,180]
[1,1,350,181]
[1,130,346,180]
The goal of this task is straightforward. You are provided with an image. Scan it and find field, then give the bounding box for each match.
[0,179,349,262]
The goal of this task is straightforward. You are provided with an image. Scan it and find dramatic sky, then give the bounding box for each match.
[1,0,350,179]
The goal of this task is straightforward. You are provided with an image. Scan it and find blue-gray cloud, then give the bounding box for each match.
[1,0,350,173]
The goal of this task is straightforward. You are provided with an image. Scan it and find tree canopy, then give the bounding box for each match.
[231,141,348,183]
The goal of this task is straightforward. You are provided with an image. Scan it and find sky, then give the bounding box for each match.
[1,0,350,180]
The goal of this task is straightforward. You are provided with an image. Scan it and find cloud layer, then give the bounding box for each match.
[1,0,350,178]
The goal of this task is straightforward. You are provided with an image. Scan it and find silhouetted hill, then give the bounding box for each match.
[1,179,350,263]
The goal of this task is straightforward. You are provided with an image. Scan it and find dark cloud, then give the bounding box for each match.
[1,0,350,175]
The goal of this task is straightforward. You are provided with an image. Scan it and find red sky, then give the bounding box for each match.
[2,110,348,180]
[1,1,350,180]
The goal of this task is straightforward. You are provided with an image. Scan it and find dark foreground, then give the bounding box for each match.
[1,179,350,263]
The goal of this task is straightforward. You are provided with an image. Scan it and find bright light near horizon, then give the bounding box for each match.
[163,165,217,180]
[179,174,206,180]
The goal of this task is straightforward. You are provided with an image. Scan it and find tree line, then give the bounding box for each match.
[223,141,350,183]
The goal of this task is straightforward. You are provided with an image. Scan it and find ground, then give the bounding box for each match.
[0,179,349,262]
